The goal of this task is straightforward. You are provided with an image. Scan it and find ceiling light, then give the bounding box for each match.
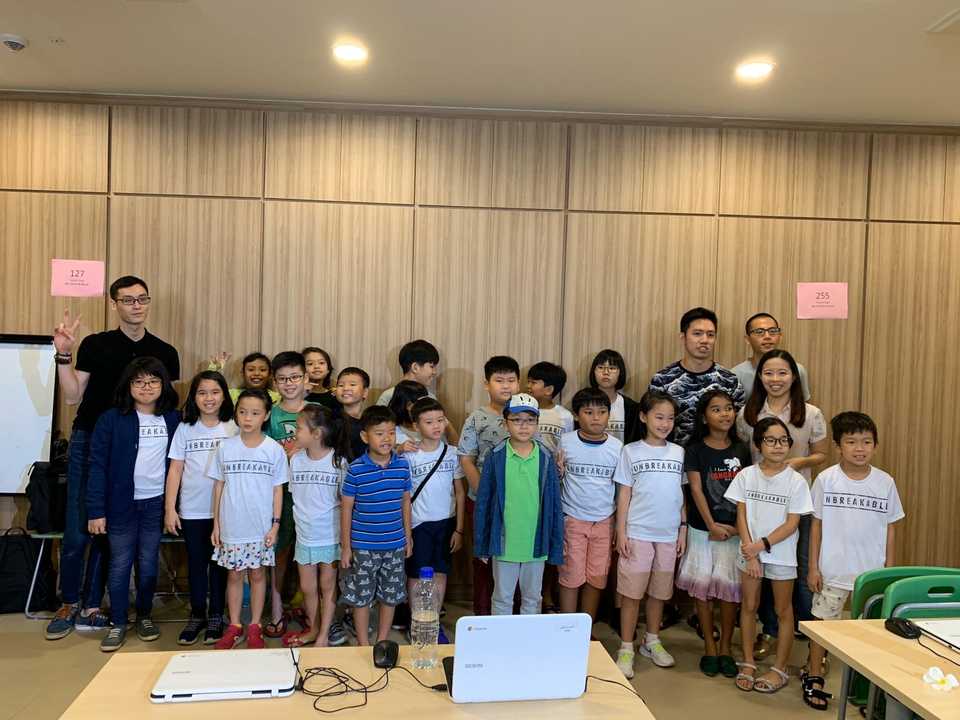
[333,42,368,66]
[735,60,775,83]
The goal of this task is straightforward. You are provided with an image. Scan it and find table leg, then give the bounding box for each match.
[836,664,852,720]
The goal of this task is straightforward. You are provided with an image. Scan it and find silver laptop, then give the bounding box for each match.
[443,613,591,703]
[150,648,299,703]
[914,619,960,653]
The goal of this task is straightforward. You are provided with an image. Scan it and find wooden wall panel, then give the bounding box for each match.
[863,223,960,566]
[261,202,414,397]
[109,197,263,386]
[112,106,263,197]
[714,217,865,444]
[340,114,416,204]
[720,129,868,218]
[0,191,108,436]
[568,123,644,211]
[561,214,718,399]
[412,208,564,428]
[642,126,719,214]
[943,136,960,223]
[265,111,341,200]
[416,118,565,208]
[870,134,948,221]
[0,101,108,192]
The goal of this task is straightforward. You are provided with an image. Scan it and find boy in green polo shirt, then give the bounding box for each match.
[473,393,563,615]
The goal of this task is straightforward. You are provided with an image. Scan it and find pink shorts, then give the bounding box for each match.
[617,539,676,601]
[559,516,613,590]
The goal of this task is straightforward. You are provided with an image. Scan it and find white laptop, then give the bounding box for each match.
[914,619,960,653]
[443,613,591,703]
[150,648,299,703]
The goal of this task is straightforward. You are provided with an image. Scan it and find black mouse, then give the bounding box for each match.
[885,617,921,639]
[373,639,399,668]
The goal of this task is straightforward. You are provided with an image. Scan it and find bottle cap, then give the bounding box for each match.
[420,567,434,580]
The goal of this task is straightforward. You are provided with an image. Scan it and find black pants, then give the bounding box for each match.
[180,518,226,620]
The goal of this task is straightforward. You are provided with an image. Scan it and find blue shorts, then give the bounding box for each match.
[294,542,340,565]
[405,517,456,577]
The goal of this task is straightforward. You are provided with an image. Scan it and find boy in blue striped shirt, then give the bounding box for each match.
[339,406,413,645]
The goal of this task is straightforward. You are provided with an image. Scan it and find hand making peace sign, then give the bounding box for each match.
[53,308,83,354]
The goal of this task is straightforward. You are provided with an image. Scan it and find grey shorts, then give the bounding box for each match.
[736,553,797,580]
[339,547,407,608]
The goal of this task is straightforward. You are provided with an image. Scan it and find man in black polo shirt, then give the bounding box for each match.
[45,275,180,640]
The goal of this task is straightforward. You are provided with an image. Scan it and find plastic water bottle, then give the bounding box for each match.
[410,567,439,669]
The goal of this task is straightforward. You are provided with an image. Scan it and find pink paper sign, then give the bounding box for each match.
[51,259,105,297]
[797,282,848,320]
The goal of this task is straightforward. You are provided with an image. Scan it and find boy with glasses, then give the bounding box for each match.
[732,313,811,402]
[473,394,563,616]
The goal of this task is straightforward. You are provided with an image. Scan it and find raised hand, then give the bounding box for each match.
[208,351,232,371]
[53,308,82,354]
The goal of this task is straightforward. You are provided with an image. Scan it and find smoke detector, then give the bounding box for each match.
[1,34,28,52]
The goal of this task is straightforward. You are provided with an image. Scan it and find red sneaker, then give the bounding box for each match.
[214,623,244,650]
[246,623,265,649]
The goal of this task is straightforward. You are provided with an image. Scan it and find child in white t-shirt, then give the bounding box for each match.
[404,397,465,644]
[557,388,622,619]
[724,417,812,694]
[284,405,347,648]
[210,390,288,651]
[164,371,238,646]
[526,361,575,453]
[803,412,904,710]
[614,390,686,677]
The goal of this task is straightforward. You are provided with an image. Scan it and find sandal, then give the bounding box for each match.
[735,662,758,692]
[282,629,315,648]
[264,610,290,638]
[802,674,832,711]
[719,655,739,678]
[700,655,720,677]
[755,666,790,694]
[291,607,311,631]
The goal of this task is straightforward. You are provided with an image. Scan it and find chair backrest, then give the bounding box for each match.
[882,574,960,619]
[852,567,960,619]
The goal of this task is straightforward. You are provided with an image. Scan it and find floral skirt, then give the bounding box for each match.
[213,541,276,570]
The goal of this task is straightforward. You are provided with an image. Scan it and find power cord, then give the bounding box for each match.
[917,636,960,668]
[586,674,645,701]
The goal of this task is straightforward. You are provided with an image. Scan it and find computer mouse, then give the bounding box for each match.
[373,639,399,669]
[885,617,921,639]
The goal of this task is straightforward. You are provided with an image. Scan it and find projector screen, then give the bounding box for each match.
[0,335,56,494]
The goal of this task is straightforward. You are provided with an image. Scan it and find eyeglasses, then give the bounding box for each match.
[276,373,305,385]
[132,378,162,389]
[117,295,152,306]
[749,327,782,337]
[507,416,538,427]
[761,436,791,447]
[595,364,619,373]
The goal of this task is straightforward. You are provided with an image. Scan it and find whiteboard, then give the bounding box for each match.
[0,336,56,494]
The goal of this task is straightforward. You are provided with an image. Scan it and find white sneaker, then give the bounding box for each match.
[616,647,636,679]
[640,640,675,668]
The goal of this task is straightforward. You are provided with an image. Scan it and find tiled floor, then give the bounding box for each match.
[0,600,844,720]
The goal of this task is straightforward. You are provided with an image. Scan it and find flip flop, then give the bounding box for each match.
[264,611,289,639]
[282,629,315,648]
[754,666,790,694]
[736,662,758,692]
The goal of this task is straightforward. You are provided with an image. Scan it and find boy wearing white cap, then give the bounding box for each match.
[473,393,564,616]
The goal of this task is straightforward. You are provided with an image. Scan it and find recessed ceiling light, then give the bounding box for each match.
[333,42,368,66]
[735,60,775,83]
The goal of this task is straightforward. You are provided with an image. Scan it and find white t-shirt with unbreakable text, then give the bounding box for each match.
[289,449,343,547]
[133,412,169,500]
[537,404,575,454]
[209,435,289,544]
[408,442,463,527]
[613,440,685,542]
[724,464,813,567]
[168,420,238,519]
[607,394,626,443]
[812,464,905,590]
[560,431,622,521]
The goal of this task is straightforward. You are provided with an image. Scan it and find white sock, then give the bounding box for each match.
[645,632,659,646]
[620,640,633,650]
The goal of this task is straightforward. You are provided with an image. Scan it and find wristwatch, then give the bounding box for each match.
[761,536,772,553]
[271,517,281,525]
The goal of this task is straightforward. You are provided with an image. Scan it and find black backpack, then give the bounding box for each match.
[0,527,58,614]
[26,439,68,534]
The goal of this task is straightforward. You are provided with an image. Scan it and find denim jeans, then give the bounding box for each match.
[757,513,813,637]
[107,495,164,626]
[60,429,109,608]
[180,518,226,619]
[491,559,545,615]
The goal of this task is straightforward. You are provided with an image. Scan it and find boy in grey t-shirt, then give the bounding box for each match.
[458,356,520,615]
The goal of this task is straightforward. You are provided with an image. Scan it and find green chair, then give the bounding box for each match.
[882,574,960,619]
[843,566,959,708]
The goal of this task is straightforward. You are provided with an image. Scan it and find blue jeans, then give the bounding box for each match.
[180,518,226,619]
[758,513,813,637]
[60,429,109,608]
[107,495,163,626]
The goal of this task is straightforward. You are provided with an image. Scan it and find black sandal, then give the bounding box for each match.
[802,674,832,711]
